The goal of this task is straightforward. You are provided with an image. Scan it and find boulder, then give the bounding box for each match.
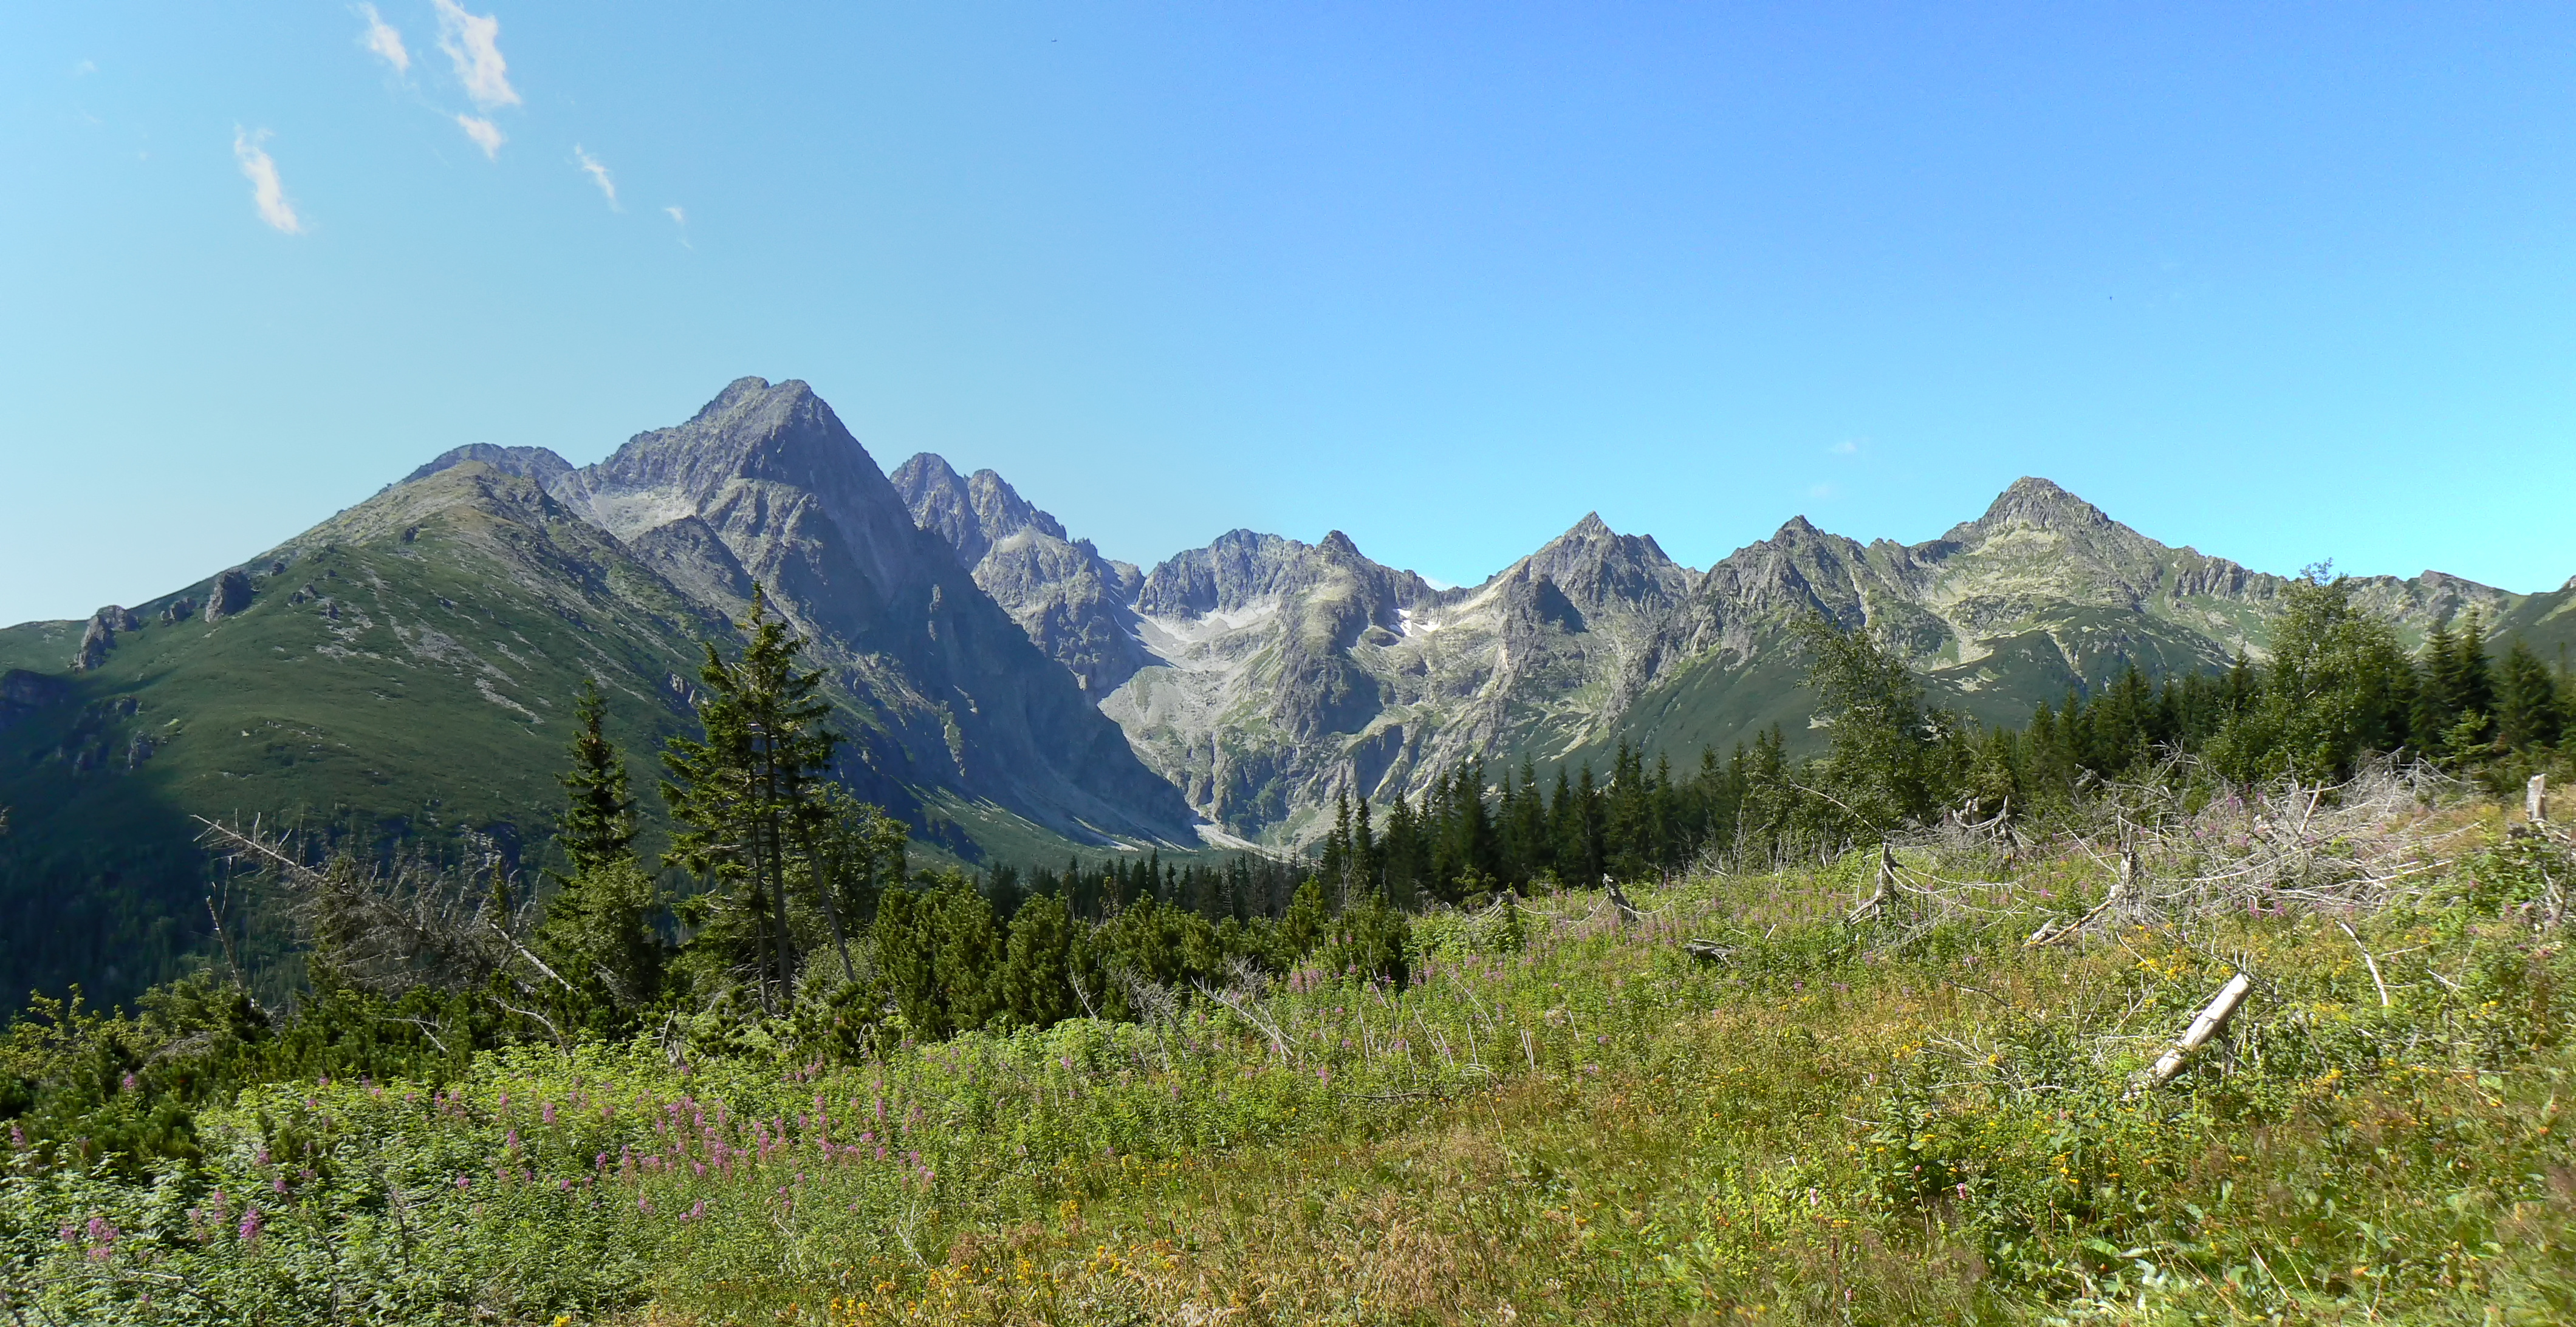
[202,570,254,622]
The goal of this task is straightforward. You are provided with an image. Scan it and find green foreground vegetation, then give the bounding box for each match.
[5,571,2575,1323]
[6,816,2573,1324]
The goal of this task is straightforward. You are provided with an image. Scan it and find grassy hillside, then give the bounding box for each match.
[7,793,2569,1323]
[2495,584,2576,660]
[0,465,1086,1009]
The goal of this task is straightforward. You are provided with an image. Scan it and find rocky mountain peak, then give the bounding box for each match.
[402,444,575,490]
[1136,530,1302,618]
[889,452,1069,569]
[574,378,865,517]
[1951,476,2115,540]
[1523,513,1695,614]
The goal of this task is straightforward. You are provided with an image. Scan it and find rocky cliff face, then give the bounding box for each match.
[541,380,1195,842]
[890,453,1149,697]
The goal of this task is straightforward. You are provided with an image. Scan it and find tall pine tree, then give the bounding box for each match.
[662,585,841,1015]
[557,678,637,874]
[535,678,663,1039]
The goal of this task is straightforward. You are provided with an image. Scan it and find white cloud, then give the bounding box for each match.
[432,0,519,109]
[357,4,409,74]
[664,205,691,247]
[72,59,97,78]
[456,114,505,159]
[574,145,617,208]
[232,129,303,234]
[1828,438,1862,455]
[663,205,685,225]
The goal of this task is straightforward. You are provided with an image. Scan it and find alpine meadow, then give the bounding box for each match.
[12,3,2576,1323]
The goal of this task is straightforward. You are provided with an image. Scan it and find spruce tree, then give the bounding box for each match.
[661,585,841,1015]
[2496,638,2563,752]
[1506,757,1549,886]
[870,884,943,1037]
[535,680,663,1039]
[1793,615,1941,834]
[557,678,638,875]
[1321,793,1354,897]
[999,892,1075,1028]
[932,881,1005,1033]
[1352,799,1378,895]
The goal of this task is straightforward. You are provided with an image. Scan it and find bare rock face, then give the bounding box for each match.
[202,570,253,622]
[889,453,1069,569]
[892,452,1148,695]
[546,378,1197,843]
[72,608,126,671]
[160,598,197,624]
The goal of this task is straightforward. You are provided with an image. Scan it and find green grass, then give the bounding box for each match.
[7,810,2571,1324]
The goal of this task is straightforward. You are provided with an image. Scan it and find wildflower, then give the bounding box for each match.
[455,1176,471,1192]
[239,1207,264,1243]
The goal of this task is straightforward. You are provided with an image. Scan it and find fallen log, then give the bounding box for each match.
[1681,940,1736,964]
[2136,972,2253,1091]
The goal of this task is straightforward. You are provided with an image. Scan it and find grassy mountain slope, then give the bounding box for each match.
[0,465,738,1005]
[0,454,1171,1009]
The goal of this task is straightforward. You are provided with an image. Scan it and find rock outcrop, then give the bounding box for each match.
[71,607,137,671]
[202,570,253,622]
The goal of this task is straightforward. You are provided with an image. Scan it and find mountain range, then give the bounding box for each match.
[6,375,2573,1003]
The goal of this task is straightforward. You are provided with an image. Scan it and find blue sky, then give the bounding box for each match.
[5,2,2574,625]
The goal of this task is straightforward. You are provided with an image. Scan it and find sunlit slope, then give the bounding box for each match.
[0,465,731,1002]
